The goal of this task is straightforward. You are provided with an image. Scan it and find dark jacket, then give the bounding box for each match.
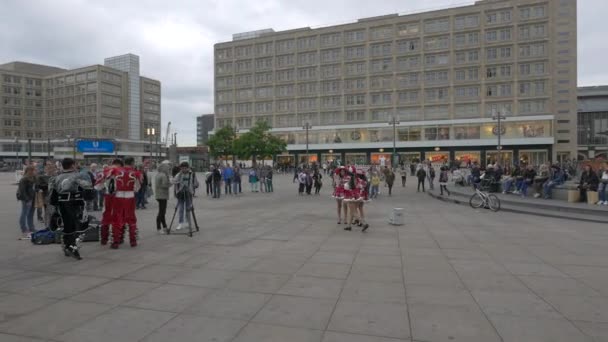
[212,169,222,182]
[416,169,427,180]
[385,171,395,185]
[580,170,599,191]
[523,168,537,182]
[18,176,36,202]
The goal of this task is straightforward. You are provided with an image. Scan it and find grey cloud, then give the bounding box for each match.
[1,0,606,144]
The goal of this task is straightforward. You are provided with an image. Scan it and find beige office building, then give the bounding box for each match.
[214,0,577,167]
[0,54,162,160]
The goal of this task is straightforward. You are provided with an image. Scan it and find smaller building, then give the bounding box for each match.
[578,86,608,160]
[197,114,214,146]
[175,146,209,171]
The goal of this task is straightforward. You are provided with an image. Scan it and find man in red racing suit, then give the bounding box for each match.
[95,159,123,245]
[111,157,141,249]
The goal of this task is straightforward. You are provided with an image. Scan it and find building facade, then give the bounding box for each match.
[0,54,162,161]
[197,114,215,146]
[214,0,577,167]
[578,85,608,160]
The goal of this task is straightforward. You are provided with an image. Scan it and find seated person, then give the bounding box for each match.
[579,165,599,203]
[520,164,537,197]
[542,164,565,199]
[503,165,523,194]
[533,163,550,198]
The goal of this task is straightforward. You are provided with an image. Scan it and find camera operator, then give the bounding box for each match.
[173,162,198,230]
[49,158,94,260]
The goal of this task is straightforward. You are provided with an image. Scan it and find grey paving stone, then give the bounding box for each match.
[518,275,601,297]
[168,267,238,288]
[310,252,356,265]
[347,265,403,283]
[18,275,110,299]
[353,254,402,269]
[185,289,271,320]
[471,290,562,319]
[458,272,530,293]
[410,303,501,342]
[502,262,569,277]
[122,264,192,283]
[71,279,160,305]
[124,284,212,313]
[322,331,409,342]
[488,314,592,342]
[278,276,344,299]
[232,322,323,342]
[0,271,61,293]
[403,269,464,289]
[296,262,351,280]
[0,333,46,342]
[203,255,261,271]
[0,300,112,339]
[253,295,336,330]
[328,300,410,339]
[57,307,176,342]
[248,256,308,274]
[79,261,148,278]
[142,314,246,342]
[226,271,291,294]
[542,295,608,322]
[0,294,57,323]
[406,285,478,309]
[450,259,509,274]
[572,321,608,342]
[340,280,406,304]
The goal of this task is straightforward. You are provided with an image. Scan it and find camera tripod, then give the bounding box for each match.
[167,189,200,237]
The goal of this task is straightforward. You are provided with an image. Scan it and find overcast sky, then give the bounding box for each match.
[0,0,605,145]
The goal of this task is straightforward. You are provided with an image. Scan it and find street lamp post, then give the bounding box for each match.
[302,122,312,167]
[14,137,19,170]
[47,137,51,159]
[492,109,507,164]
[146,127,156,166]
[27,138,32,165]
[388,116,400,167]
[232,125,239,166]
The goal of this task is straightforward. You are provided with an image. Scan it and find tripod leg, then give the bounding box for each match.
[167,203,179,234]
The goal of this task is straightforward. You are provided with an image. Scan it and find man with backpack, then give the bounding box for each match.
[416,166,427,192]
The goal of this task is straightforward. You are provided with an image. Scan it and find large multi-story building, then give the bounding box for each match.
[214,0,577,167]
[0,54,162,160]
[578,85,608,160]
[197,114,215,146]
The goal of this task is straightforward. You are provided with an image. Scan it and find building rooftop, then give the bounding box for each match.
[0,61,67,76]
[578,85,608,97]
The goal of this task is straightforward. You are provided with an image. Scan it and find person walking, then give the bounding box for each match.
[298,169,307,195]
[305,170,313,195]
[205,169,213,196]
[439,165,450,196]
[155,161,172,234]
[385,167,395,196]
[313,169,323,195]
[17,165,37,239]
[416,166,427,192]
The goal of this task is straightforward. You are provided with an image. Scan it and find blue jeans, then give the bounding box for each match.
[20,200,35,233]
[136,189,146,208]
[371,185,379,198]
[599,182,608,202]
[521,180,532,197]
[176,197,192,224]
[233,180,241,194]
[543,181,560,199]
[224,179,232,194]
[503,179,514,192]
[213,181,221,198]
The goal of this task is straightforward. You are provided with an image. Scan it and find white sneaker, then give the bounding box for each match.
[603,201,608,206]
[176,224,183,230]
[502,191,506,194]
[534,193,541,198]
[598,201,604,206]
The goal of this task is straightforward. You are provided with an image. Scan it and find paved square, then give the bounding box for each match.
[0,173,604,341]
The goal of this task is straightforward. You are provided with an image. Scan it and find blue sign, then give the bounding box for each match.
[76,140,115,153]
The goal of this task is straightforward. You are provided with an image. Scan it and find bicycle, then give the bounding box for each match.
[469,187,501,212]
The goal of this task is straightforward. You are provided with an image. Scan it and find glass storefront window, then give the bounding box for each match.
[426,152,449,164]
[398,152,421,164]
[345,153,367,165]
[519,150,548,166]
[454,126,481,139]
[486,151,513,166]
[277,155,295,167]
[455,151,480,166]
[371,153,392,166]
[321,153,340,164]
[424,126,450,140]
[299,154,318,164]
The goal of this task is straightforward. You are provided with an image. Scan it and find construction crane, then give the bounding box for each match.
[165,121,172,147]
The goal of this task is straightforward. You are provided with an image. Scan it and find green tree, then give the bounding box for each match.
[207,125,235,163]
[234,121,286,167]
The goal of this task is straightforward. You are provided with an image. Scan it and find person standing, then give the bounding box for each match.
[385,167,395,196]
[305,170,313,195]
[155,161,172,233]
[400,166,407,187]
[205,169,213,196]
[48,158,93,260]
[416,166,427,192]
[95,159,122,245]
[17,165,37,239]
[212,165,222,198]
[297,169,306,195]
[110,157,141,249]
[259,166,267,193]
[439,166,451,196]
[370,172,380,198]
[135,165,148,209]
[249,168,259,192]
[428,165,436,190]
[265,167,273,193]
[173,162,199,230]
[223,164,234,195]
[233,166,242,194]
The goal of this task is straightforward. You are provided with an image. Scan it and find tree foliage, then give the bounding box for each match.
[207,125,235,161]
[233,121,286,166]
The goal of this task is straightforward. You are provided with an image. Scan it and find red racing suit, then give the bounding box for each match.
[95,166,116,245]
[111,166,141,246]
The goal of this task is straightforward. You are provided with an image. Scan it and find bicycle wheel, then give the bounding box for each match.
[488,194,501,212]
[469,193,484,208]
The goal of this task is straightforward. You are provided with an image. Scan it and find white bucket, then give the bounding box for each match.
[388,208,404,226]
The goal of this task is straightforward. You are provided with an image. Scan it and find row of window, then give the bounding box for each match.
[216,43,548,74]
[216,101,548,130]
[3,87,43,97]
[2,75,42,86]
[217,62,547,92]
[217,4,549,59]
